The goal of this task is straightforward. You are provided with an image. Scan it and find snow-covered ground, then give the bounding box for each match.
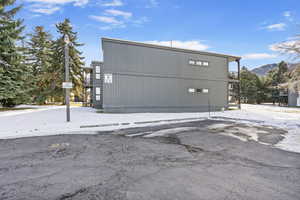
[0,104,299,153]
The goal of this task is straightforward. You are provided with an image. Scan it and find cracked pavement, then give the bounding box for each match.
[0,119,299,200]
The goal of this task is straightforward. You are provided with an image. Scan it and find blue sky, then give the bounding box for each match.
[17,0,300,69]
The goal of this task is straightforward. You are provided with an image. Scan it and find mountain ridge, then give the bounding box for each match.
[251,63,299,76]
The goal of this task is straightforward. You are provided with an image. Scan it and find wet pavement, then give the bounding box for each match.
[0,119,299,200]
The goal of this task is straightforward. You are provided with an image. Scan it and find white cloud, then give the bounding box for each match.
[73,0,88,6]
[101,0,123,7]
[89,15,123,25]
[146,0,158,8]
[26,0,88,14]
[283,11,291,17]
[283,11,293,21]
[133,16,149,25]
[243,53,277,60]
[105,9,132,19]
[144,40,209,51]
[269,40,299,53]
[26,0,88,6]
[26,0,73,4]
[30,5,60,14]
[263,23,286,31]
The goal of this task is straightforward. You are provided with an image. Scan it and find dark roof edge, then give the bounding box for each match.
[102,37,241,61]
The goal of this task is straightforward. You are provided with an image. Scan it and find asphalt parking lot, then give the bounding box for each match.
[0,119,299,200]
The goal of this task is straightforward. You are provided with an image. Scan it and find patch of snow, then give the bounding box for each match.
[276,129,300,153]
[208,123,268,144]
[208,123,232,130]
[143,127,199,138]
[219,132,248,142]
[213,104,300,153]
[0,105,65,117]
[126,132,152,137]
[0,106,208,140]
[0,104,299,154]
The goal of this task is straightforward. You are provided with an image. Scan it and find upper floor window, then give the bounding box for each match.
[201,88,209,93]
[96,87,101,95]
[189,59,209,67]
[189,60,196,65]
[188,88,209,94]
[95,66,101,73]
[202,61,209,66]
[188,88,196,93]
[196,61,202,66]
[95,65,101,79]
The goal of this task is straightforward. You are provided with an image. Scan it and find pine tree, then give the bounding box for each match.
[0,0,30,107]
[266,61,288,86]
[240,67,260,104]
[27,26,53,104]
[50,19,84,102]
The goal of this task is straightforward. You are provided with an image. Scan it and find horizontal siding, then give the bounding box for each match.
[103,41,228,80]
[103,74,227,108]
[102,40,229,112]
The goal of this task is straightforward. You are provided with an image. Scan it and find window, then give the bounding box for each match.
[96,87,101,95]
[95,66,101,73]
[189,59,209,67]
[196,61,202,66]
[95,65,101,79]
[96,95,100,101]
[104,74,113,83]
[202,88,209,93]
[189,60,196,65]
[189,88,209,94]
[188,88,196,93]
[202,61,209,66]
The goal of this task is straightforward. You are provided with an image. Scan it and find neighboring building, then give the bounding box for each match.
[88,38,241,112]
[278,81,300,107]
[289,81,300,107]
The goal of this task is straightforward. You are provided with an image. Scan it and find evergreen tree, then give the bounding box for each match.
[0,0,30,107]
[240,67,260,104]
[50,19,84,101]
[277,61,288,83]
[27,26,53,104]
[256,76,271,104]
[266,61,288,86]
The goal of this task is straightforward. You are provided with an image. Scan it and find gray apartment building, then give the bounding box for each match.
[278,81,300,107]
[85,38,241,112]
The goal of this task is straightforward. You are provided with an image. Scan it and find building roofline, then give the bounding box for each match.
[102,37,241,62]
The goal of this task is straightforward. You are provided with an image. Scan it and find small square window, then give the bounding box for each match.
[95,66,101,73]
[96,95,100,101]
[189,60,195,65]
[188,88,196,93]
[196,88,209,93]
[104,74,113,83]
[202,61,209,66]
[96,87,101,95]
[96,73,100,79]
[196,61,202,66]
[202,88,209,93]
[196,89,202,93]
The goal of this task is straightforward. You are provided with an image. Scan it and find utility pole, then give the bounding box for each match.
[64,34,71,122]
